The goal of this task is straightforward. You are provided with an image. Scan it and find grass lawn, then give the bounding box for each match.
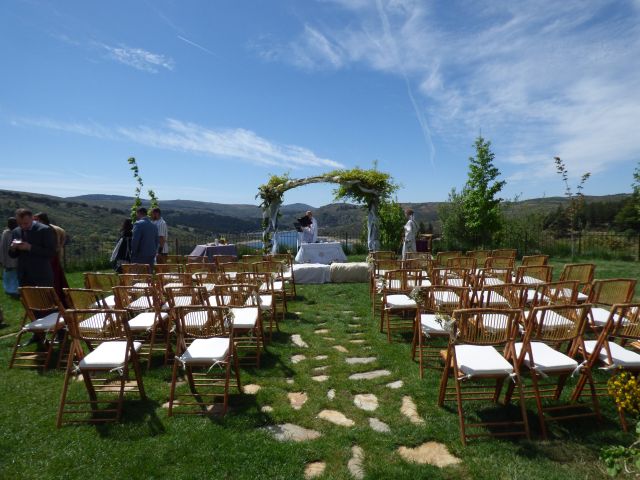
[0,258,638,479]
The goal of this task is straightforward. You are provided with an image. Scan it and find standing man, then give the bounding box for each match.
[9,209,57,287]
[131,207,158,268]
[305,210,318,243]
[150,207,168,262]
[34,212,69,305]
[402,208,418,260]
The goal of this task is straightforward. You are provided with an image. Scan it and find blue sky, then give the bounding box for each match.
[1,0,640,207]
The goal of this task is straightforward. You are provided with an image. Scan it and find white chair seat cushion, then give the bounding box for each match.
[79,312,110,332]
[584,340,640,368]
[532,309,575,329]
[514,342,578,373]
[164,282,184,289]
[576,292,588,301]
[591,307,620,327]
[179,337,229,365]
[385,294,416,309]
[79,341,142,369]
[257,295,273,310]
[420,314,448,334]
[521,275,545,285]
[129,312,168,330]
[480,291,509,306]
[91,294,116,309]
[455,345,513,377]
[128,297,153,310]
[24,312,62,331]
[202,283,216,292]
[133,282,150,288]
[434,290,460,306]
[230,307,259,328]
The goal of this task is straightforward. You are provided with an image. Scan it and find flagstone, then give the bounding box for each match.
[333,345,349,353]
[312,375,329,382]
[304,461,326,479]
[291,334,309,348]
[291,354,306,364]
[243,384,261,395]
[264,423,321,442]
[368,417,390,433]
[401,396,425,425]
[288,392,308,410]
[354,394,378,412]
[345,357,376,365]
[386,380,404,389]
[349,370,391,380]
[348,446,365,480]
[318,409,355,427]
[397,442,461,468]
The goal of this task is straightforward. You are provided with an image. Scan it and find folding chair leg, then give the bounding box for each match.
[437,353,452,406]
[453,365,467,446]
[530,372,549,440]
[8,331,24,368]
[514,374,531,440]
[168,360,180,417]
[56,351,76,428]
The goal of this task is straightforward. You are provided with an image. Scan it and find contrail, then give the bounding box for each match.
[177,35,216,56]
[375,0,435,167]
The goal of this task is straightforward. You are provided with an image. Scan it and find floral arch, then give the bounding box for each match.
[256,168,397,253]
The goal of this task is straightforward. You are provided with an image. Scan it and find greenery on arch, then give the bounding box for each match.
[256,167,398,253]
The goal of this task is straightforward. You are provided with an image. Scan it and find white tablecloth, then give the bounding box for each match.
[292,264,332,284]
[295,242,347,264]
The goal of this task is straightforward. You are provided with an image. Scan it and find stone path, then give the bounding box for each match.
[258,296,463,477]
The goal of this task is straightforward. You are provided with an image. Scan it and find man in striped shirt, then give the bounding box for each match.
[151,207,169,262]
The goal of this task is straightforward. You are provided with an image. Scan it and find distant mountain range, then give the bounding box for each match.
[0,189,631,243]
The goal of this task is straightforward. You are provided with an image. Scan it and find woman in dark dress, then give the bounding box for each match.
[112,219,133,273]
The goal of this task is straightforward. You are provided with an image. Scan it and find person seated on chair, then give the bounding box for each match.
[302,210,318,243]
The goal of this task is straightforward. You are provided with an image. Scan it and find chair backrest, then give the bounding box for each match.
[430,267,472,287]
[213,255,237,267]
[64,288,108,309]
[237,272,272,293]
[521,255,549,267]
[474,268,512,288]
[492,249,517,259]
[369,251,397,261]
[118,273,155,288]
[413,285,470,315]
[185,263,216,274]
[374,258,403,275]
[514,265,553,284]
[174,305,231,340]
[404,252,432,261]
[523,304,589,344]
[239,254,265,264]
[473,283,514,309]
[529,280,579,307]
[84,272,118,291]
[603,303,640,341]
[19,286,64,321]
[219,262,253,274]
[64,308,130,343]
[155,263,183,275]
[186,255,207,264]
[382,269,426,293]
[559,263,595,288]
[113,285,159,314]
[253,261,284,276]
[121,263,152,274]
[434,251,462,267]
[165,286,207,309]
[484,256,515,270]
[466,250,491,263]
[402,258,432,275]
[157,273,193,292]
[446,256,477,270]
[452,308,521,346]
[588,279,636,306]
[193,272,230,288]
[162,255,185,265]
[214,284,259,307]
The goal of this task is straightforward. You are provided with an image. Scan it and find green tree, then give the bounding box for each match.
[377,198,406,252]
[439,188,469,250]
[462,136,505,247]
[553,156,590,258]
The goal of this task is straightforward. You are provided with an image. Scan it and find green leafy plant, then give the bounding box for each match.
[127,157,160,221]
[601,371,640,476]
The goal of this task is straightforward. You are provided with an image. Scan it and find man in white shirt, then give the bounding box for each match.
[304,210,318,243]
[402,208,417,260]
[151,207,169,261]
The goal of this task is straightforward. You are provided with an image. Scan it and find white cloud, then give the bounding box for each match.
[258,0,640,184]
[12,116,343,170]
[99,43,175,73]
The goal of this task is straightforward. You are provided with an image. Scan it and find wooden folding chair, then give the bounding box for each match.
[155,263,184,276]
[214,284,264,367]
[521,255,549,267]
[434,251,463,268]
[446,257,477,270]
[411,285,469,377]
[430,267,473,288]
[193,272,230,295]
[213,255,237,268]
[168,305,241,416]
[83,272,118,308]
[253,261,287,315]
[56,309,145,427]
[238,271,280,340]
[370,258,403,310]
[185,262,216,276]
[466,250,491,265]
[380,269,427,342]
[586,279,636,331]
[514,266,553,305]
[528,281,579,308]
[219,262,253,282]
[572,303,640,430]
[474,268,512,289]
[505,304,599,439]
[492,248,517,259]
[559,263,595,303]
[10,287,65,370]
[186,255,207,264]
[369,250,397,261]
[405,252,432,261]
[114,285,169,368]
[121,263,152,275]
[438,308,530,445]
[162,255,185,265]
[239,254,265,264]
[484,256,515,271]
[268,253,296,298]
[157,273,193,298]
[118,273,155,289]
